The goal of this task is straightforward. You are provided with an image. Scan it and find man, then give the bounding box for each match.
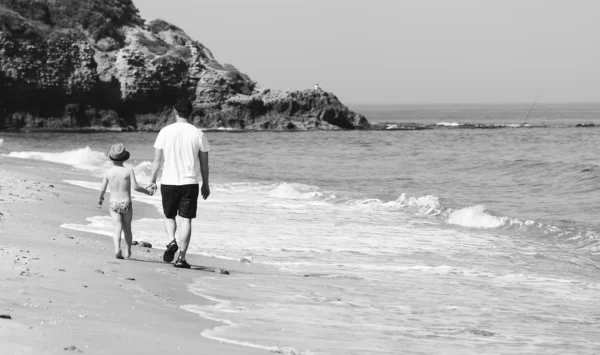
[148,98,210,269]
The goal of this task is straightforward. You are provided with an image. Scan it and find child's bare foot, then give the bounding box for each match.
[125,247,131,259]
[116,251,124,260]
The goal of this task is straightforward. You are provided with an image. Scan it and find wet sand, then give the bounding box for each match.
[0,156,270,355]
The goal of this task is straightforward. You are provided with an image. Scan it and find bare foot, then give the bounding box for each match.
[125,247,131,259]
[115,251,124,260]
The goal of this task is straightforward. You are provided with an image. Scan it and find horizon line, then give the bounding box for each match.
[347,101,600,107]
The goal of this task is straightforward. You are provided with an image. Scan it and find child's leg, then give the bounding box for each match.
[109,209,124,259]
[122,206,133,259]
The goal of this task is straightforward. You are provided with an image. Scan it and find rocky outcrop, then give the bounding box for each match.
[0,0,369,131]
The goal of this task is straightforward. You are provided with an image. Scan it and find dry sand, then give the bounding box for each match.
[0,156,271,355]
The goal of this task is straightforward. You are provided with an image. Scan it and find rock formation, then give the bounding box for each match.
[0,0,369,131]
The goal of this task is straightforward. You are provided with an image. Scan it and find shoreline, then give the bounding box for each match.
[0,156,274,354]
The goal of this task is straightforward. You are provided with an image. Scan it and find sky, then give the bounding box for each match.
[136,0,600,105]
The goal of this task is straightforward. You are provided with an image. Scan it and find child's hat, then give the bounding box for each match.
[107,143,130,162]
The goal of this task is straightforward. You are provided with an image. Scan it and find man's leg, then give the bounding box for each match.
[164,217,177,241]
[176,184,199,263]
[178,218,192,260]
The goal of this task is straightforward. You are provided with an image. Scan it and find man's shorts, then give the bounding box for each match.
[160,184,199,219]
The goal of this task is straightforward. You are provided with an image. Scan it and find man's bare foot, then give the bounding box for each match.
[116,251,124,260]
[125,247,131,259]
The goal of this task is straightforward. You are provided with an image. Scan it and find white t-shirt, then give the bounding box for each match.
[154,122,210,186]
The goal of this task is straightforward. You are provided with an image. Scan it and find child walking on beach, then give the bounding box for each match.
[98,143,153,259]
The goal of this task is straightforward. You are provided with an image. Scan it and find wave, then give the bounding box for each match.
[5,147,108,171]
[389,193,600,251]
[5,147,154,181]
[50,151,600,253]
[212,180,600,250]
[182,302,305,355]
[268,183,323,200]
[446,205,507,228]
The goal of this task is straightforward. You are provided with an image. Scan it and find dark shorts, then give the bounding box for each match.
[160,184,199,219]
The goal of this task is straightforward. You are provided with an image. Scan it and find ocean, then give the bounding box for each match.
[2,103,600,354]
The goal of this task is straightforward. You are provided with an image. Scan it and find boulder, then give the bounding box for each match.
[0,0,369,131]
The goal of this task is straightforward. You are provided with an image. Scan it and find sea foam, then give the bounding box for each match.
[446,205,507,228]
[269,183,322,200]
[6,147,108,171]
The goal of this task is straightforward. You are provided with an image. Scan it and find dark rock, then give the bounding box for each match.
[63,345,83,352]
[0,314,12,319]
[0,0,368,131]
[138,241,152,248]
[125,277,135,281]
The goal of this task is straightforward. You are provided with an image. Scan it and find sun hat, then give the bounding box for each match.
[107,143,130,162]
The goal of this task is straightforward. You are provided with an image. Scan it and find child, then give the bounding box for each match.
[98,143,153,259]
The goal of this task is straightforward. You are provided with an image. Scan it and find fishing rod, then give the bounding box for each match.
[524,91,541,125]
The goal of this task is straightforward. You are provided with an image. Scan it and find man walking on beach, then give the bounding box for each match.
[148,98,210,268]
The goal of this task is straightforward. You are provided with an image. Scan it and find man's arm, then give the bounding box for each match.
[148,148,163,193]
[199,150,210,200]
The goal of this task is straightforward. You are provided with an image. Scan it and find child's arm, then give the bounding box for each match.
[98,173,108,205]
[129,168,152,195]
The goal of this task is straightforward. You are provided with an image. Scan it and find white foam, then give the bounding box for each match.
[446,205,507,228]
[269,183,322,200]
[395,194,442,214]
[64,180,101,190]
[61,216,113,237]
[182,303,301,355]
[437,122,460,127]
[0,138,4,147]
[6,147,108,171]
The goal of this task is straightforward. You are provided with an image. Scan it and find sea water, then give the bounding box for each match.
[2,103,600,354]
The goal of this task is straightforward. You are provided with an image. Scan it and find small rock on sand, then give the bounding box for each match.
[0,314,12,320]
[63,345,83,353]
[94,269,105,274]
[240,256,253,263]
[138,241,152,248]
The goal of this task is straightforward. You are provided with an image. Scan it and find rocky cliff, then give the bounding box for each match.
[0,0,369,131]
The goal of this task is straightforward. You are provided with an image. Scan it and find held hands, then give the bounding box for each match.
[147,183,157,196]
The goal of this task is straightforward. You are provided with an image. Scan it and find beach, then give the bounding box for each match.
[0,156,270,355]
[2,109,600,354]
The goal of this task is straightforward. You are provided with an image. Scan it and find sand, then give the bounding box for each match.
[0,156,271,355]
